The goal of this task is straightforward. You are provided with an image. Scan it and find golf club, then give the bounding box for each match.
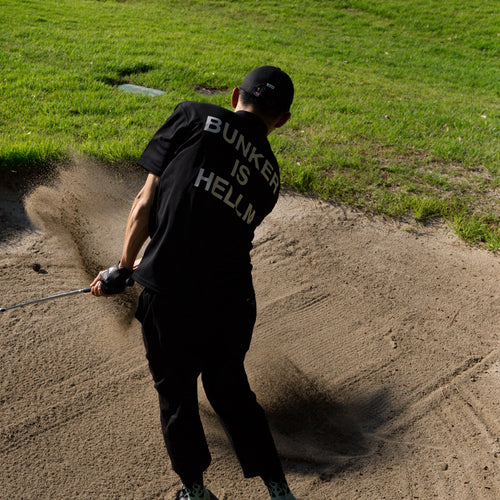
[0,287,91,312]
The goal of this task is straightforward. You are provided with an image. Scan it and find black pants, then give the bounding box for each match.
[135,284,284,481]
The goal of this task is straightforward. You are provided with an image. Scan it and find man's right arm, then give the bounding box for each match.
[90,172,159,296]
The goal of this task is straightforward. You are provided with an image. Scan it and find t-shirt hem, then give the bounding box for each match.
[132,274,162,294]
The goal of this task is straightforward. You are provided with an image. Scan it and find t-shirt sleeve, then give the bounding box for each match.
[137,103,191,176]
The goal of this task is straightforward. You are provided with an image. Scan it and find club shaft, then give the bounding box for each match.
[1,287,91,312]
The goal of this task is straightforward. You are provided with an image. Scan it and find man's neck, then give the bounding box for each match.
[233,103,274,135]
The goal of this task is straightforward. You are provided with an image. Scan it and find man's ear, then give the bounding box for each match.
[274,111,291,129]
[231,87,240,109]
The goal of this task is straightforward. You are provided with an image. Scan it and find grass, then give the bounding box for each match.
[1,0,499,249]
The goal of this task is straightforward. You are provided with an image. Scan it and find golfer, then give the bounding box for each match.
[91,66,296,500]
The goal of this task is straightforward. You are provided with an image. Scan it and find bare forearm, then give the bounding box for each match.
[119,173,159,270]
[119,201,150,270]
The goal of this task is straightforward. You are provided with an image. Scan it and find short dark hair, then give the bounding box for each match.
[238,88,287,120]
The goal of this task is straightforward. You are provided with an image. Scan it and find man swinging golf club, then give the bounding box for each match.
[91,66,296,500]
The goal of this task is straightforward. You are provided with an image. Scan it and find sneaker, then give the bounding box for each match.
[266,480,297,500]
[177,484,218,500]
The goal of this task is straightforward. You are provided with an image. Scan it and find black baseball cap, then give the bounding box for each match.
[239,66,294,113]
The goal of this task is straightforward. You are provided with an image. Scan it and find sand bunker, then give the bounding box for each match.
[1,159,499,499]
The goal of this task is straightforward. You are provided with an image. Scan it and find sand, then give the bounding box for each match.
[1,159,499,499]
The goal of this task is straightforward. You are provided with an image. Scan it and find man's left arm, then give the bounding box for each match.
[91,173,159,296]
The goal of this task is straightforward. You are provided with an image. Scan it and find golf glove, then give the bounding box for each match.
[100,264,133,294]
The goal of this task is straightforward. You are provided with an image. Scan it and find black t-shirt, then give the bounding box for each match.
[133,101,281,293]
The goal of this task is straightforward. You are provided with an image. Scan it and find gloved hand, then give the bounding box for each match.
[100,264,134,295]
